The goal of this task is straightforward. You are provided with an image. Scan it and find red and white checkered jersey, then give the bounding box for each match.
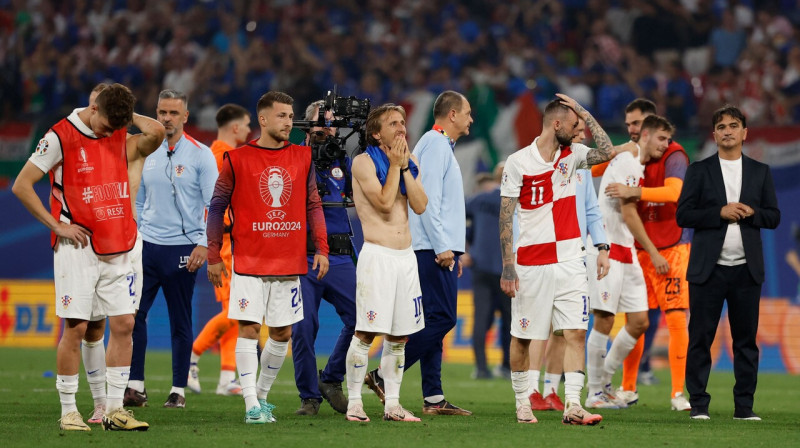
[598,151,644,249]
[501,137,590,266]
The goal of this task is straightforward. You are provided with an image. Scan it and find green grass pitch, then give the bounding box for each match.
[0,347,798,447]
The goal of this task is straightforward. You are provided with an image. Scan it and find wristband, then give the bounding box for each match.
[595,244,610,252]
[400,166,409,173]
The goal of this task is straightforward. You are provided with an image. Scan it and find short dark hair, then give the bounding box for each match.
[257,91,293,113]
[641,114,675,134]
[625,98,657,115]
[95,83,136,130]
[432,91,465,119]
[215,103,250,128]
[158,89,188,108]
[366,104,406,147]
[543,99,573,124]
[712,105,747,129]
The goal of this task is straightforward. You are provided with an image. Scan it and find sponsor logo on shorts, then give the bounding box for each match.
[519,318,530,330]
[238,298,249,312]
[366,310,377,323]
[61,295,72,308]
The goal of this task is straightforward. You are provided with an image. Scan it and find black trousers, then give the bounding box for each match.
[471,269,511,372]
[686,264,762,411]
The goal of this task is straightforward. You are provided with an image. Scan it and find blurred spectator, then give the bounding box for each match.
[1,0,799,133]
[709,9,747,68]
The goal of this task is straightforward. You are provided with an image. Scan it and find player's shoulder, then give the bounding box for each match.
[352,152,375,171]
[568,142,591,156]
[504,146,529,165]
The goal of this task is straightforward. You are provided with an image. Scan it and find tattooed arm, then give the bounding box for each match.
[499,195,519,298]
[556,93,615,166]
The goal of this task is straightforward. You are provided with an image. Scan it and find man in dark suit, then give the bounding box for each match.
[676,105,780,421]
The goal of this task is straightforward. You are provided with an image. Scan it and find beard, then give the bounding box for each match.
[268,129,287,143]
[555,129,573,146]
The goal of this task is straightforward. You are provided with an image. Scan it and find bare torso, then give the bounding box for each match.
[352,153,413,250]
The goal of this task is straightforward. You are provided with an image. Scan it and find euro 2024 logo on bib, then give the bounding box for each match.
[259,167,293,219]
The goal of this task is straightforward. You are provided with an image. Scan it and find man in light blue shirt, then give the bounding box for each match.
[126,89,218,409]
[366,91,473,416]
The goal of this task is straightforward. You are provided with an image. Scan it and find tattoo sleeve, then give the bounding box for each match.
[499,196,518,280]
[576,107,614,166]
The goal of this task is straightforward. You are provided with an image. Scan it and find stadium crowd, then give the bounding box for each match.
[2,0,800,130]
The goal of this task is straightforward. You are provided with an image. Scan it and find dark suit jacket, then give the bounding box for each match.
[676,153,780,285]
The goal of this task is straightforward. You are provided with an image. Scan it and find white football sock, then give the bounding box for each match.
[603,327,638,384]
[564,371,585,407]
[235,337,259,410]
[56,374,79,416]
[190,352,200,364]
[106,366,129,412]
[127,380,145,393]
[380,340,405,410]
[527,369,540,395]
[345,336,371,406]
[169,386,185,397]
[256,338,288,401]
[586,330,609,394]
[82,337,106,406]
[219,369,236,385]
[511,371,530,408]
[543,372,562,396]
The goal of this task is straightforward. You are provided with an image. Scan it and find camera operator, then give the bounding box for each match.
[291,100,357,416]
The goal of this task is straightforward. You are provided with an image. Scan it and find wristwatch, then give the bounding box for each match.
[595,243,610,252]
[400,166,410,173]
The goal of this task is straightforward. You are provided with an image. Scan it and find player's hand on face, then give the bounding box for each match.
[313,254,329,280]
[596,250,610,280]
[390,134,409,167]
[187,245,208,272]
[55,222,92,248]
[651,252,670,275]
[207,262,228,288]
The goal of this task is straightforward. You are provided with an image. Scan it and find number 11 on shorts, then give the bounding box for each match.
[412,296,423,324]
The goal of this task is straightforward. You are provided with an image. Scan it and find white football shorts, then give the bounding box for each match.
[355,242,424,336]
